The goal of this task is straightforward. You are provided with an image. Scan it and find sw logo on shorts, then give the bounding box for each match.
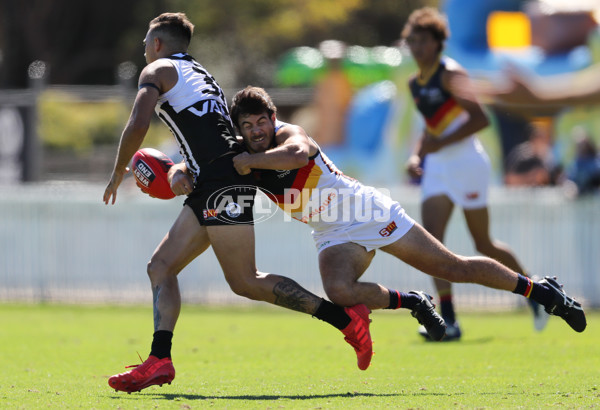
[203,209,219,220]
[379,221,398,237]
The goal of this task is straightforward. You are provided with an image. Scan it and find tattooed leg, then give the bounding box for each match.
[152,285,162,332]
[272,277,324,314]
[150,276,180,332]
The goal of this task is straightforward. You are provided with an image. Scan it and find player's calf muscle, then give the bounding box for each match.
[272,277,320,314]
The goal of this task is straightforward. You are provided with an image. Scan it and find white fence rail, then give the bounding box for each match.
[1,181,598,309]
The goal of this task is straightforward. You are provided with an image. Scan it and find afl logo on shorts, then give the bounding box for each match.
[225,202,242,218]
[379,221,398,237]
[206,184,280,224]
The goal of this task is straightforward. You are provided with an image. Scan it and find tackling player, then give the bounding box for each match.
[220,86,585,338]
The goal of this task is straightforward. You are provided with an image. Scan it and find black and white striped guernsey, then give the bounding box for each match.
[155,53,240,176]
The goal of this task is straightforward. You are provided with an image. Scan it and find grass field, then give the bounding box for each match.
[1,303,598,409]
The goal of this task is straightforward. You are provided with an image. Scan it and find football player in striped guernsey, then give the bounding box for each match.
[104,12,380,392]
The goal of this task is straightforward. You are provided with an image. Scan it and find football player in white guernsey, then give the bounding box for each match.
[104,12,381,392]
[225,86,585,343]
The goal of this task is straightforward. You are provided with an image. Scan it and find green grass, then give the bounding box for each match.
[1,304,598,409]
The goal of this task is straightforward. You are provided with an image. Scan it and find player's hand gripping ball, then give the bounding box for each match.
[132,148,176,200]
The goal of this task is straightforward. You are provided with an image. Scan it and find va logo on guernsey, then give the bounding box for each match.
[206,185,280,224]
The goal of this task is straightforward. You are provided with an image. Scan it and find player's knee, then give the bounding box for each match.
[146,257,180,284]
[474,241,494,256]
[146,258,166,281]
[228,280,251,299]
[323,281,355,306]
[227,275,261,301]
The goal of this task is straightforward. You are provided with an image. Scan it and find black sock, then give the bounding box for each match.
[400,292,422,310]
[439,294,455,324]
[529,282,554,307]
[512,274,531,296]
[512,274,553,306]
[386,289,422,310]
[313,299,351,330]
[386,289,400,309]
[150,330,173,359]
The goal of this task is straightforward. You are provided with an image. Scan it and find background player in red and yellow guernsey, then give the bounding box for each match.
[202,86,583,339]
[402,7,549,340]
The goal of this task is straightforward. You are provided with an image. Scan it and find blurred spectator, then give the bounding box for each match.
[312,40,353,146]
[564,126,600,196]
[504,119,562,186]
[504,141,551,186]
[491,107,535,174]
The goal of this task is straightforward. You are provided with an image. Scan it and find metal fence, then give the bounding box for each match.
[1,182,597,309]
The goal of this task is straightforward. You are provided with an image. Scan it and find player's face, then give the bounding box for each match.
[406,30,439,65]
[238,112,276,153]
[143,30,157,64]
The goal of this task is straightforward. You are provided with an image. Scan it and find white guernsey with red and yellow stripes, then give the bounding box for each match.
[252,121,416,252]
[253,133,357,230]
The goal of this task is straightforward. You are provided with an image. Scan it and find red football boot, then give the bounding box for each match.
[108,355,175,393]
[341,304,373,370]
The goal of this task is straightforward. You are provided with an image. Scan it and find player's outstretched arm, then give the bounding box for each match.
[452,63,600,108]
[103,68,160,205]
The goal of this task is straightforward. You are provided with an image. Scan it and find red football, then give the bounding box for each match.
[131,148,176,200]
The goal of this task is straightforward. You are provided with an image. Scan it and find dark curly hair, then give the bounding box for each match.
[230,86,277,131]
[401,7,450,52]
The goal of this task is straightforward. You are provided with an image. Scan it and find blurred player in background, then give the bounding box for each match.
[312,39,353,147]
[203,86,585,343]
[103,12,380,392]
[401,7,549,340]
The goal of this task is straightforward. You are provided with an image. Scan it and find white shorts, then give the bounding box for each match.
[312,194,416,253]
[421,137,490,209]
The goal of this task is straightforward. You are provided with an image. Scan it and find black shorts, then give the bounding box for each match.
[184,154,256,226]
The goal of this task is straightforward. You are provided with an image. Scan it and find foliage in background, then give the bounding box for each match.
[177,0,438,88]
[0,0,439,88]
[38,91,171,154]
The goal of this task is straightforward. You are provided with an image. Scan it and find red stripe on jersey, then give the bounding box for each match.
[272,159,316,204]
[425,98,458,129]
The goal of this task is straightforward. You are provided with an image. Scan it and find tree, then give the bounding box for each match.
[0,0,438,88]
